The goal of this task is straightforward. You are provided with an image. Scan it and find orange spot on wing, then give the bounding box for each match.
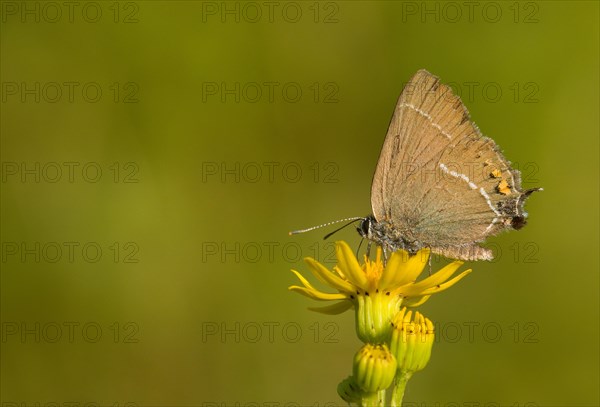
[497,179,511,195]
[490,169,502,178]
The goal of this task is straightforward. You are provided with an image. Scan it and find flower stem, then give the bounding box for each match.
[391,371,413,406]
[360,390,386,407]
[359,392,378,407]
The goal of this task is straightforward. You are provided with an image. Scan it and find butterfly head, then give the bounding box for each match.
[357,215,376,240]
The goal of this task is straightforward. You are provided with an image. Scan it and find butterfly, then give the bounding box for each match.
[293,70,541,261]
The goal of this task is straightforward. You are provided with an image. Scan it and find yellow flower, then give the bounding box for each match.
[289,241,471,342]
[290,240,471,311]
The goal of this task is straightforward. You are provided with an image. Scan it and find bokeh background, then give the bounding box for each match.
[1,1,598,406]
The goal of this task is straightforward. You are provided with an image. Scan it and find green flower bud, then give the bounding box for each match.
[355,290,403,343]
[353,343,397,393]
[389,308,434,373]
[337,376,362,403]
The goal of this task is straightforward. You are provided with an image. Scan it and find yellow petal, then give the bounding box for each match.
[308,301,353,315]
[288,286,347,301]
[403,295,431,307]
[419,269,472,295]
[378,249,409,289]
[335,241,367,288]
[290,269,317,290]
[304,258,355,294]
[381,248,429,289]
[402,260,464,295]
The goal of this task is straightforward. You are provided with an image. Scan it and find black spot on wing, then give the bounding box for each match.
[511,216,527,230]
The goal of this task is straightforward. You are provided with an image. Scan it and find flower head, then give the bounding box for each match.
[290,240,471,312]
[289,241,471,342]
[353,343,397,393]
[337,376,362,403]
[389,308,435,374]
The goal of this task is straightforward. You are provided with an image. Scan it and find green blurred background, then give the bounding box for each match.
[1,1,598,406]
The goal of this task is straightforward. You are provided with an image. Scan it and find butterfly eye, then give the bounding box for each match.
[357,218,371,238]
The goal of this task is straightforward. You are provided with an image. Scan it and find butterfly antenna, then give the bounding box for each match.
[322,219,363,240]
[288,217,365,236]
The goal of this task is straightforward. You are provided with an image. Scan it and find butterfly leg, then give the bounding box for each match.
[428,254,432,275]
[356,238,364,260]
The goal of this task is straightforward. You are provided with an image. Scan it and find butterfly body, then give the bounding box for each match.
[358,216,422,254]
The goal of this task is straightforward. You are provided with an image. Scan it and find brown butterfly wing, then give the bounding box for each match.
[370,70,537,260]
